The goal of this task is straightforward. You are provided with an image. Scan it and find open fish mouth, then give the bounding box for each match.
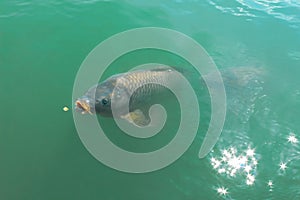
[75,100,92,114]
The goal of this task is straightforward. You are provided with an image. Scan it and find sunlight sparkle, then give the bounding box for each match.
[288,134,298,144]
[268,180,273,187]
[279,162,287,170]
[246,148,255,157]
[217,187,228,195]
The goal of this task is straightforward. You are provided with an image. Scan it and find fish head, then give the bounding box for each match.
[75,84,101,115]
[94,80,131,117]
[75,77,132,117]
[75,83,113,116]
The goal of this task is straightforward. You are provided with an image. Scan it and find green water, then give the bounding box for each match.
[1,0,300,199]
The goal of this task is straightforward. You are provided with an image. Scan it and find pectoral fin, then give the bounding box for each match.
[121,109,150,127]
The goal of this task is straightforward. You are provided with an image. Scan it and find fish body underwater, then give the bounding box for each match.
[75,65,264,157]
[76,66,264,123]
[75,66,179,125]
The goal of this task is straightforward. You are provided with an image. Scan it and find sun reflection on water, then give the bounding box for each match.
[210,132,300,197]
[211,146,258,185]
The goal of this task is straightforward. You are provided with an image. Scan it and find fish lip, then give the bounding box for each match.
[76,100,84,110]
[75,100,92,114]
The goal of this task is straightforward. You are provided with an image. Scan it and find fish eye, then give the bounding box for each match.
[101,98,109,105]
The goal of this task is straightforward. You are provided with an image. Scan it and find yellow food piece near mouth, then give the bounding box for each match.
[63,106,69,112]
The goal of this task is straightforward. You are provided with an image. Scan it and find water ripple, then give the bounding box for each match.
[208,0,300,27]
[0,0,111,18]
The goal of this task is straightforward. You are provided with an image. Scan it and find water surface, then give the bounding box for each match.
[1,0,300,199]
